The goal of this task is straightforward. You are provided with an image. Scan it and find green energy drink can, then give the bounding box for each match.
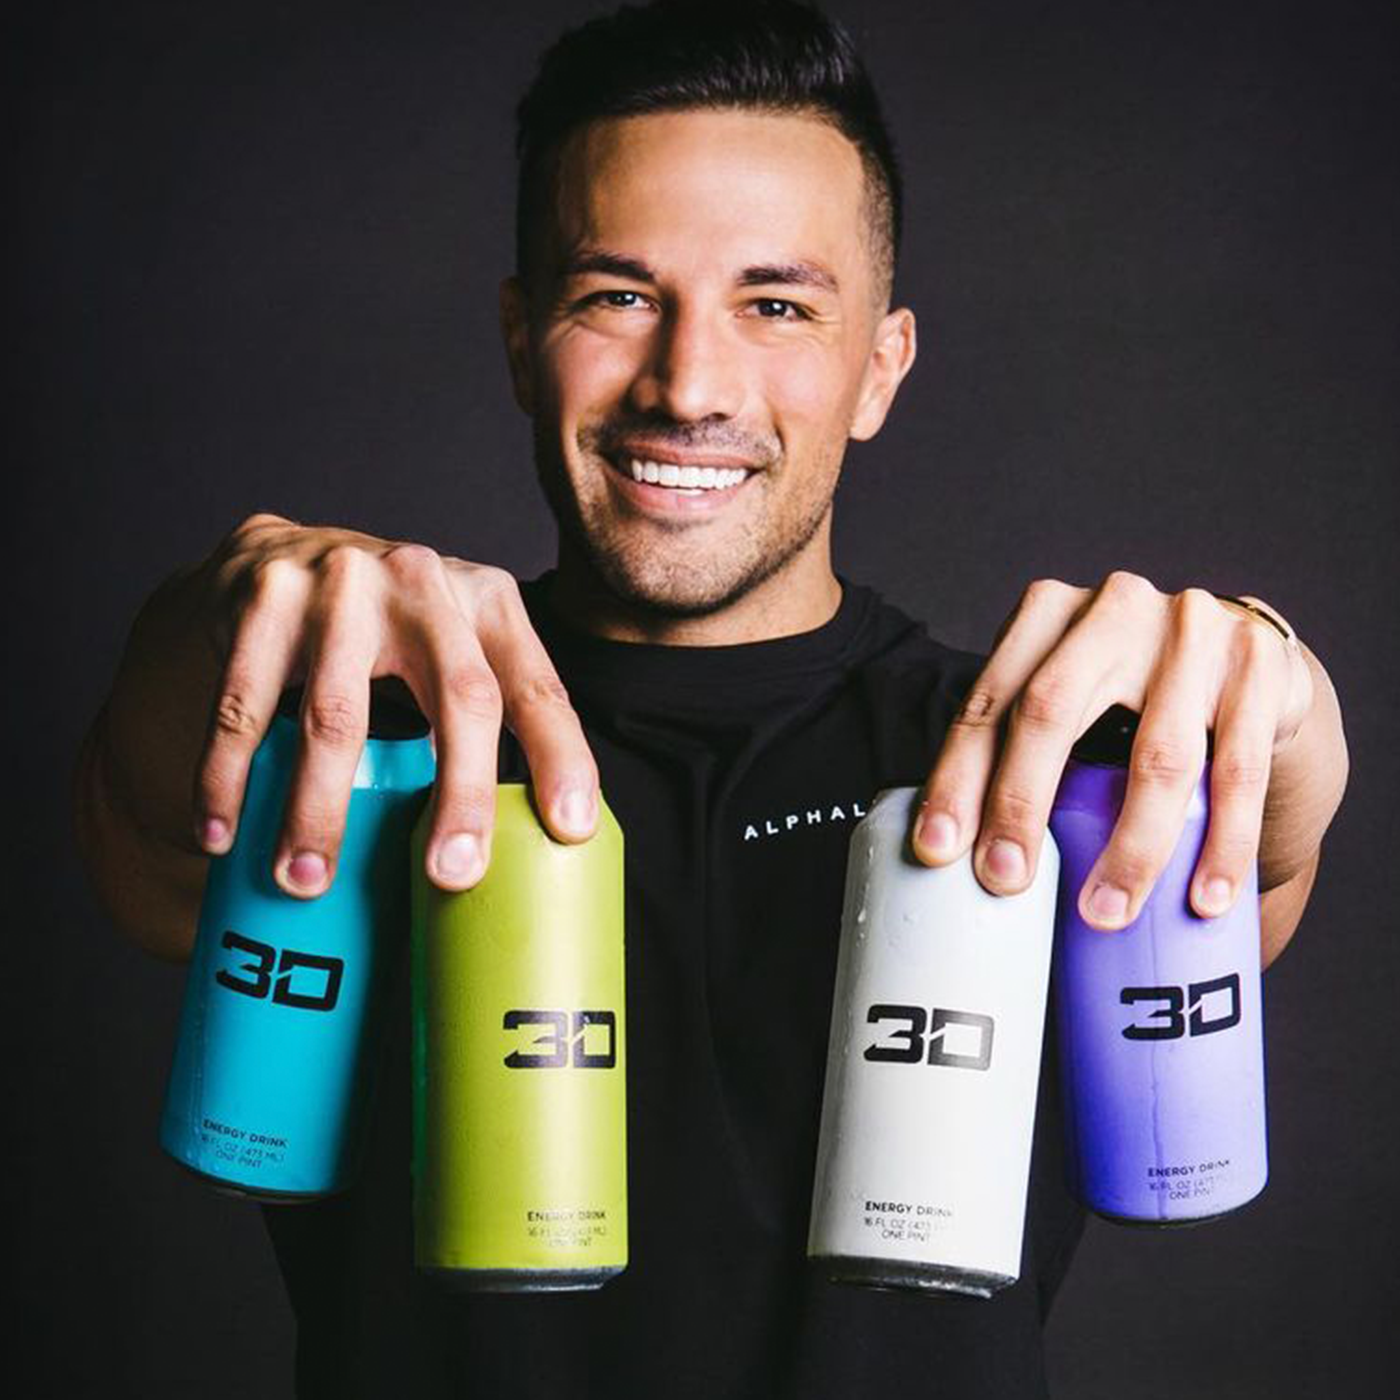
[410,783,627,1290]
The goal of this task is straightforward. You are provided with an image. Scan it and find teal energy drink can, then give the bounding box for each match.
[160,685,435,1199]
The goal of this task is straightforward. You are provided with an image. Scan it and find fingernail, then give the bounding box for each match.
[1088,882,1131,923]
[434,832,484,885]
[286,851,328,893]
[1200,876,1234,915]
[984,839,1027,885]
[556,788,596,838]
[917,809,958,856]
[200,817,231,853]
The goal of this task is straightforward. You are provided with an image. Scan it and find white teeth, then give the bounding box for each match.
[625,458,750,491]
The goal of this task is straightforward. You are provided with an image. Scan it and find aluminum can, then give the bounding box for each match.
[160,687,435,1200]
[1049,710,1268,1224]
[808,786,1059,1297]
[410,783,627,1290]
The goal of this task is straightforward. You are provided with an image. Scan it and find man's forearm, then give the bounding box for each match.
[1259,642,1348,889]
[73,697,210,962]
[1256,642,1348,964]
[72,561,222,963]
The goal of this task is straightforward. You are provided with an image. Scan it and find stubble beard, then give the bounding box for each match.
[532,423,839,620]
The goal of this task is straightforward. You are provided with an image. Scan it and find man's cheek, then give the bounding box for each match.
[548,331,634,392]
[762,352,848,425]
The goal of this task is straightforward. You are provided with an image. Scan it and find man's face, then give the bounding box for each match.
[504,108,911,617]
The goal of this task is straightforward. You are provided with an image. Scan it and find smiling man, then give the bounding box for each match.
[505,104,909,641]
[75,2,1348,1397]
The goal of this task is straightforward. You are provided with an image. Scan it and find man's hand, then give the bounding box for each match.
[193,515,597,896]
[75,513,599,958]
[911,573,1341,956]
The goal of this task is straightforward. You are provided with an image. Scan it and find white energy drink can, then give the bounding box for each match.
[807,787,1059,1297]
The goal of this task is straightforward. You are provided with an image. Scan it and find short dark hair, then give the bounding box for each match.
[513,0,903,305]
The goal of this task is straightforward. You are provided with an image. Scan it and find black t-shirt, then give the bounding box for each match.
[262,575,1084,1399]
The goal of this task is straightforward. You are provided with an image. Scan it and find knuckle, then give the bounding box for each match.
[284,792,339,833]
[282,805,345,853]
[1207,826,1259,866]
[1107,841,1158,889]
[212,690,261,744]
[468,563,518,599]
[1129,735,1198,787]
[1212,750,1270,795]
[435,782,496,831]
[382,542,447,589]
[1230,616,1275,669]
[232,511,290,542]
[989,784,1038,831]
[1021,577,1075,612]
[952,687,1000,730]
[514,670,574,713]
[1100,569,1157,610]
[1172,586,1223,634]
[243,553,302,604]
[1014,672,1075,735]
[316,541,371,581]
[462,563,523,621]
[441,666,503,722]
[302,691,364,748]
[197,766,239,818]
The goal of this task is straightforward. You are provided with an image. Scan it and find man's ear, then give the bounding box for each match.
[499,276,535,416]
[849,306,917,442]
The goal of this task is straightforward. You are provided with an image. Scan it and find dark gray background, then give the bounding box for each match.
[13,0,1398,1395]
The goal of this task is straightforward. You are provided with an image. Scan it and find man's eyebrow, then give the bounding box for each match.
[559,248,656,283]
[736,261,840,295]
[558,248,840,295]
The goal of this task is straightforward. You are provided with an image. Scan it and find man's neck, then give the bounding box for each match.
[548,541,843,647]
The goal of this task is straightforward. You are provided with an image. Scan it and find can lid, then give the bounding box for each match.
[1069,704,1215,767]
[276,679,429,741]
[1069,705,1139,766]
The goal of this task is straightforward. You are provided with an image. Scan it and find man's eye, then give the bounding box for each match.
[585,290,647,310]
[752,298,806,320]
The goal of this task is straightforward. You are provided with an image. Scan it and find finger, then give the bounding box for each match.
[914,579,1086,873]
[1077,590,1218,928]
[1188,629,1278,918]
[195,556,310,854]
[969,603,1143,895]
[473,574,599,843]
[381,598,500,894]
[377,546,506,891]
[272,546,382,897]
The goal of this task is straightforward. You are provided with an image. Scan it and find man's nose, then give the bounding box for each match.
[628,303,745,423]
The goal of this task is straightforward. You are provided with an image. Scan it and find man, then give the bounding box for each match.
[74,1,1347,1396]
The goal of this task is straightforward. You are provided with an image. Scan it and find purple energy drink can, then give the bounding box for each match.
[1049,707,1268,1225]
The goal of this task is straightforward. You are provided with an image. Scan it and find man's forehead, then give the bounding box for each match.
[544,108,869,286]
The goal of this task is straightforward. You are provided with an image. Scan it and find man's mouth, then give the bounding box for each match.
[602,445,759,500]
[613,455,751,493]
